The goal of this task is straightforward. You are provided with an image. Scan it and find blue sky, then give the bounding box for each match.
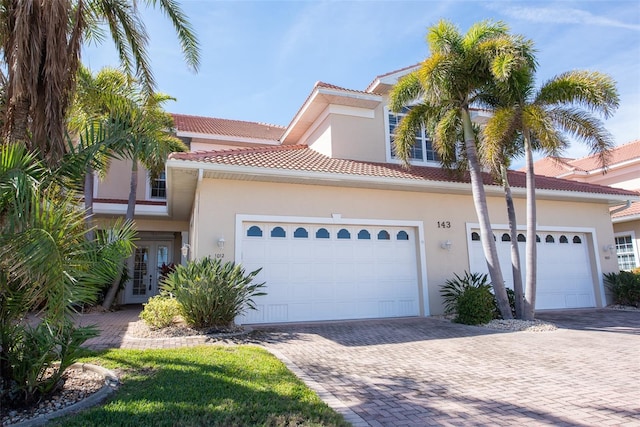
[83,0,640,160]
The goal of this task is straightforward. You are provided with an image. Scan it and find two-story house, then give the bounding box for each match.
[93,65,638,323]
[530,140,640,272]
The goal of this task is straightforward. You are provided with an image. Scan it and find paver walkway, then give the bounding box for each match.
[77,307,640,426]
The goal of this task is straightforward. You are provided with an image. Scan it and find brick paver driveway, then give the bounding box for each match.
[258,309,640,426]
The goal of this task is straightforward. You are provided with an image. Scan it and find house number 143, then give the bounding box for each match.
[437,221,451,229]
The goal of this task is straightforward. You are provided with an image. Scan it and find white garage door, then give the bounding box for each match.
[469,230,595,309]
[238,222,421,324]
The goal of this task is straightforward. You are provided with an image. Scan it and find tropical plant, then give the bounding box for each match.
[603,271,640,307]
[455,285,495,325]
[0,0,200,166]
[140,295,181,329]
[440,271,492,315]
[0,143,136,407]
[484,69,619,320]
[161,257,266,328]
[389,19,536,319]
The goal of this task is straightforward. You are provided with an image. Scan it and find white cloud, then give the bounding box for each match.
[489,4,640,31]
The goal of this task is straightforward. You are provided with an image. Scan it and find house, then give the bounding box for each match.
[530,140,640,271]
[93,66,639,323]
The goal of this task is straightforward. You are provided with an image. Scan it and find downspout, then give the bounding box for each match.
[610,200,632,215]
[193,168,203,257]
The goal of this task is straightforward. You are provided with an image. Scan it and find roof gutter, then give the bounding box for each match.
[610,200,632,215]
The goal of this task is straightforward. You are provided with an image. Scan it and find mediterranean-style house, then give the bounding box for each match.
[530,139,640,272]
[92,65,639,324]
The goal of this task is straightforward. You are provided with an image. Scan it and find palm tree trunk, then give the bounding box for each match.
[523,130,537,320]
[461,108,512,319]
[101,160,139,310]
[84,167,95,242]
[501,165,523,318]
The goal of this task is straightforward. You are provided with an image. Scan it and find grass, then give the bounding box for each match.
[54,346,349,427]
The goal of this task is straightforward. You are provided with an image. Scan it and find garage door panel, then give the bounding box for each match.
[469,230,595,310]
[241,222,420,323]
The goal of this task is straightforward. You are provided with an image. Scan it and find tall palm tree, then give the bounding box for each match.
[0,0,199,166]
[98,70,187,309]
[484,70,619,320]
[389,19,536,319]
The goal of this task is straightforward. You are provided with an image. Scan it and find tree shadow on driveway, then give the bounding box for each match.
[536,309,640,335]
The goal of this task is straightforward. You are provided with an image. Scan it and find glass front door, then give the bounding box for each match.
[125,241,172,304]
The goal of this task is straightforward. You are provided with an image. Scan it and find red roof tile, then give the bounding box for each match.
[171,113,285,141]
[528,157,584,177]
[365,63,421,92]
[169,145,638,197]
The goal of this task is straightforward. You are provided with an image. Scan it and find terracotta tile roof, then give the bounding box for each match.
[530,140,640,176]
[315,81,376,96]
[169,145,638,197]
[612,199,640,219]
[365,63,421,92]
[171,113,285,141]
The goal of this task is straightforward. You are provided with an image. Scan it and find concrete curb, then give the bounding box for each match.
[9,363,119,427]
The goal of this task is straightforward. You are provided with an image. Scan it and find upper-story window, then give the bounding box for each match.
[150,172,166,199]
[387,106,440,164]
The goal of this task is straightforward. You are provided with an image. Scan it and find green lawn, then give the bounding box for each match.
[55,346,349,427]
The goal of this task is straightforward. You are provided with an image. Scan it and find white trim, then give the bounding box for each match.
[235,213,430,316]
[93,202,168,216]
[383,105,442,167]
[167,158,638,204]
[176,130,280,145]
[614,230,640,270]
[146,170,167,201]
[465,222,606,307]
[612,213,640,223]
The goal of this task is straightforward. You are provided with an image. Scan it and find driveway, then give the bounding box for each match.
[258,309,640,426]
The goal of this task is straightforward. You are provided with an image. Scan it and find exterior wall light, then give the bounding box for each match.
[440,240,452,251]
[603,244,615,254]
[181,243,191,258]
[217,237,225,249]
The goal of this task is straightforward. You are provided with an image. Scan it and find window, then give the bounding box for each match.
[337,229,351,239]
[377,230,390,240]
[247,226,262,237]
[357,229,371,240]
[559,235,569,244]
[316,228,330,239]
[397,231,409,241]
[536,235,541,243]
[501,233,511,242]
[545,235,555,243]
[271,226,286,238]
[573,236,582,244]
[387,107,439,163]
[517,234,526,242]
[150,171,166,199]
[615,235,638,270]
[293,227,308,238]
[471,232,480,241]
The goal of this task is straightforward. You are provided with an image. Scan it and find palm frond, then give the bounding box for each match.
[388,72,422,113]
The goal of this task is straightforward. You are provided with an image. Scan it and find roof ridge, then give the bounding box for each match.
[171,113,286,130]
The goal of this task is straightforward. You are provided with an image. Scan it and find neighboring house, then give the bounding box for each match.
[94,65,639,323]
[530,140,640,272]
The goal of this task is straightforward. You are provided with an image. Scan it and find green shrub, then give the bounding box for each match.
[440,271,491,315]
[603,271,640,307]
[140,295,181,329]
[455,285,495,325]
[161,257,266,328]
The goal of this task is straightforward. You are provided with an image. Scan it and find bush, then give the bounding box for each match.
[455,285,495,325]
[140,295,181,329]
[603,271,640,307]
[161,257,266,328]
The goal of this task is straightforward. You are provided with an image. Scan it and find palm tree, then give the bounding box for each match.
[98,70,187,309]
[0,0,199,166]
[483,70,619,320]
[389,20,536,319]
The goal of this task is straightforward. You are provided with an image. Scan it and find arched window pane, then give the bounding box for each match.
[294,227,308,238]
[357,229,371,240]
[377,230,390,240]
[247,226,262,237]
[471,232,480,241]
[271,226,286,238]
[501,233,511,242]
[517,234,526,242]
[316,228,330,239]
[573,236,582,244]
[396,231,409,241]
[337,229,351,239]
[559,235,568,244]
[536,235,541,243]
[545,234,554,243]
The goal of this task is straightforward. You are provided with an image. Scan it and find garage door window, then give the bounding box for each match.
[545,235,555,243]
[378,230,390,240]
[316,228,330,239]
[573,236,582,244]
[294,227,308,238]
[271,227,286,238]
[247,226,263,237]
[397,231,409,240]
[337,229,351,239]
[358,230,371,240]
[517,234,526,242]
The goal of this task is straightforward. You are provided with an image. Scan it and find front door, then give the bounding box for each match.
[125,241,172,304]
